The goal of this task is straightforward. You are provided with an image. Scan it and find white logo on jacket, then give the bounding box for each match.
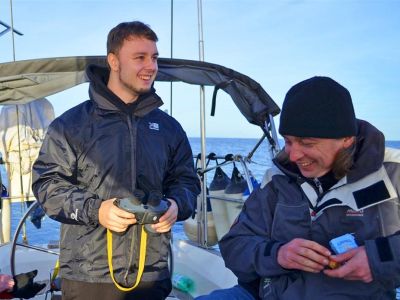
[70,209,78,221]
[345,209,364,217]
[149,122,159,131]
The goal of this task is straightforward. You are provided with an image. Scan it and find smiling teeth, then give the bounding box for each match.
[298,162,312,167]
[139,75,152,80]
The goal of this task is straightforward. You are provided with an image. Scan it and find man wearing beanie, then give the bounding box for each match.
[205,76,400,300]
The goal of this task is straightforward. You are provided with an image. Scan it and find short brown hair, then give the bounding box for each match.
[107,21,158,55]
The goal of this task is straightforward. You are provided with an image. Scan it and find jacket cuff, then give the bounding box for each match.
[167,189,196,221]
[260,241,292,277]
[87,196,102,225]
[173,198,189,221]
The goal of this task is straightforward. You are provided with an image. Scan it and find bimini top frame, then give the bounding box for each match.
[0,56,281,247]
[0,56,280,125]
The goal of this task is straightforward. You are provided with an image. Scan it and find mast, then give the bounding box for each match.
[196,0,209,248]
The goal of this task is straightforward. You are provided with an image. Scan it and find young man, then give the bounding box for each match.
[199,76,400,299]
[32,21,200,300]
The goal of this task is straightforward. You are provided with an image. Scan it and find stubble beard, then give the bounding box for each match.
[119,73,152,98]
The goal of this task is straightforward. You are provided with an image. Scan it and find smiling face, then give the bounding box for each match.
[107,36,159,103]
[283,135,355,178]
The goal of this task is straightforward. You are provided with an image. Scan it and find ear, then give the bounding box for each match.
[343,136,355,148]
[107,53,119,71]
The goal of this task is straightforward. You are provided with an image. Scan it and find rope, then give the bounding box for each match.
[107,226,148,291]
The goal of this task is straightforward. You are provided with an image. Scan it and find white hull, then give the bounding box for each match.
[172,239,236,298]
[0,243,59,299]
[0,237,236,299]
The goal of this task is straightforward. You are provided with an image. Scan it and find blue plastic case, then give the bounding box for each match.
[329,233,358,254]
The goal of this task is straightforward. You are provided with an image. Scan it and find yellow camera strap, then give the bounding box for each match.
[107,226,148,291]
[51,259,60,282]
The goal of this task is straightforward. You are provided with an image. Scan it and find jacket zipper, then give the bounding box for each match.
[127,114,137,192]
[313,178,323,195]
[311,178,324,215]
[123,113,138,284]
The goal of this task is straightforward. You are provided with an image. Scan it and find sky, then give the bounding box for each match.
[0,0,399,139]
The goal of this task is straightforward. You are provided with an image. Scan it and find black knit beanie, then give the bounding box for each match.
[279,76,357,138]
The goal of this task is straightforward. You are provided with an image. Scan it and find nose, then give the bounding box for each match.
[287,143,304,162]
[145,57,157,70]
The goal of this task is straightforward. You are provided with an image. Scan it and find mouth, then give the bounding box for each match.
[297,161,313,168]
[139,74,153,80]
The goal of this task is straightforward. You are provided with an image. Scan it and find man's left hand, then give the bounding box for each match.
[151,199,178,233]
[323,246,373,283]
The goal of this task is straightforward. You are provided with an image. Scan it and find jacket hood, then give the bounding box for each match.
[274,119,385,184]
[347,119,385,183]
[85,64,163,116]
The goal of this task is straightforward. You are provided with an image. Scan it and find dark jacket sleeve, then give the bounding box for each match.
[163,127,200,221]
[219,184,291,282]
[365,232,400,287]
[32,119,102,226]
[364,159,400,287]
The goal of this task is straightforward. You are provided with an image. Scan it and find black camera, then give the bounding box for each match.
[114,191,170,225]
[113,175,171,232]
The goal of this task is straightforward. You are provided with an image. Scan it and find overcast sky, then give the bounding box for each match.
[1,0,399,139]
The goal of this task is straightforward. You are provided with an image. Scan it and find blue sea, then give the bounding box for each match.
[1,138,400,298]
[2,137,277,242]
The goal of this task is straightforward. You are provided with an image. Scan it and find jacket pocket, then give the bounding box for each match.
[271,202,311,242]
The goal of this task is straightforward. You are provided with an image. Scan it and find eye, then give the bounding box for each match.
[134,55,145,60]
[299,140,315,147]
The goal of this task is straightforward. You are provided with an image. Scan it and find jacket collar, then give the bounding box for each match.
[347,119,385,183]
[86,64,163,116]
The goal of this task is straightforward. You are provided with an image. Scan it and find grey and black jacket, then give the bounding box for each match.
[32,65,200,285]
[220,120,400,299]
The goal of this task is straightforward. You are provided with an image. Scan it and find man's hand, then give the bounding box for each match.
[151,199,178,233]
[0,274,14,293]
[323,246,373,282]
[277,238,331,273]
[99,198,136,232]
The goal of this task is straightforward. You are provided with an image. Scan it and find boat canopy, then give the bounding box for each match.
[0,56,280,127]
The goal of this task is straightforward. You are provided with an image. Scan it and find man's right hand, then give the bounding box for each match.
[98,198,137,232]
[277,238,331,273]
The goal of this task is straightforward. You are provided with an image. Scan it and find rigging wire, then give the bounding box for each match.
[8,0,29,244]
[168,0,175,277]
[9,0,16,61]
[169,0,174,116]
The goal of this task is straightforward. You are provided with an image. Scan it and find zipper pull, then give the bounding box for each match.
[313,178,323,195]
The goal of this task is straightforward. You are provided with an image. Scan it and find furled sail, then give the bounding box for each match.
[0,98,54,201]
